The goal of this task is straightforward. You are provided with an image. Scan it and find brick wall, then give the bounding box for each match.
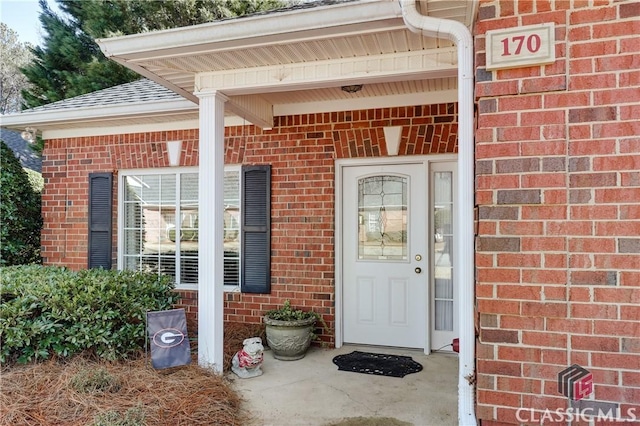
[475,0,640,424]
[41,104,458,345]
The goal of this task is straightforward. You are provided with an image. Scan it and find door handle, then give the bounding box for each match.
[415,267,422,274]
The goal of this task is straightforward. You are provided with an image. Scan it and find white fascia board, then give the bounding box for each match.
[274,90,459,116]
[41,119,199,140]
[39,115,261,139]
[97,1,403,61]
[0,98,197,130]
[196,48,458,94]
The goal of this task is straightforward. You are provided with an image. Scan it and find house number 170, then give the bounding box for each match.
[486,23,555,70]
[501,34,542,56]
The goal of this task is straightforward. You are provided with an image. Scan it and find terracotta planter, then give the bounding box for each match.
[263,316,316,360]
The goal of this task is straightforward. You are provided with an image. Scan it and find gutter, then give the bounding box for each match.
[0,98,197,131]
[399,1,477,425]
[96,1,404,60]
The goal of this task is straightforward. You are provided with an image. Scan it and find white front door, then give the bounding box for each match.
[342,163,427,348]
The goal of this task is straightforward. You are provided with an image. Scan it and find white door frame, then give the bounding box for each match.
[335,154,457,353]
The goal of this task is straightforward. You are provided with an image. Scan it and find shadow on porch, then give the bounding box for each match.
[226,345,458,426]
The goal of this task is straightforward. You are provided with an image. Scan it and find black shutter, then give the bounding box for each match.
[241,165,271,293]
[88,172,113,269]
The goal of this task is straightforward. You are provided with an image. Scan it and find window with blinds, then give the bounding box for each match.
[119,167,241,289]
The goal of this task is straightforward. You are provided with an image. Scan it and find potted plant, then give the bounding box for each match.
[263,300,325,360]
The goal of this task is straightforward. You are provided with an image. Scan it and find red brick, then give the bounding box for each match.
[497,126,541,142]
[498,249,544,267]
[521,140,567,156]
[476,142,520,158]
[569,287,591,302]
[477,174,520,190]
[622,371,640,387]
[594,320,640,338]
[621,34,640,56]
[548,221,593,237]
[541,349,567,366]
[569,74,617,90]
[571,303,618,320]
[482,329,520,344]
[595,88,640,106]
[569,139,617,156]
[546,318,592,334]
[497,283,542,299]
[476,80,520,97]
[595,254,640,270]
[499,221,544,235]
[620,205,640,220]
[478,112,518,128]
[477,268,522,283]
[522,331,567,348]
[496,376,542,394]
[500,315,545,331]
[569,57,594,75]
[594,121,640,138]
[496,66,541,80]
[520,76,567,94]
[569,238,616,253]
[568,124,592,140]
[570,205,618,220]
[593,155,640,171]
[542,124,567,140]
[521,206,567,220]
[595,220,640,235]
[594,287,640,304]
[498,95,542,111]
[522,269,568,285]
[478,299,521,315]
[593,353,640,373]
[521,394,566,411]
[521,237,566,252]
[498,346,541,362]
[621,105,640,121]
[522,9,566,25]
[522,173,567,188]
[570,7,618,25]
[477,360,522,377]
[544,91,590,108]
[569,25,591,42]
[620,272,640,287]
[478,390,522,408]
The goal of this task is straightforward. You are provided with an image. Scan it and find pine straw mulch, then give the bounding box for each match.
[1,322,266,426]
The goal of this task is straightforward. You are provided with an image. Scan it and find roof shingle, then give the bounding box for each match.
[26,79,185,113]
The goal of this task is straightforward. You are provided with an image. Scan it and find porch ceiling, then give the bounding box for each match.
[97,0,478,128]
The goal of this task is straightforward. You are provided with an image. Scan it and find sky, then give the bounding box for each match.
[1,0,59,46]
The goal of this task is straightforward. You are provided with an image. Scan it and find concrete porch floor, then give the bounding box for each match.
[227,344,458,426]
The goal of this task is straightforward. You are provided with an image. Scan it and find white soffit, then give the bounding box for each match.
[97,0,477,124]
[2,0,477,133]
[2,77,458,137]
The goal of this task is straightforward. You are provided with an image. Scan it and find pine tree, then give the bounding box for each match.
[21,0,289,109]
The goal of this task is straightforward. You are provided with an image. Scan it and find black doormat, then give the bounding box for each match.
[332,351,423,378]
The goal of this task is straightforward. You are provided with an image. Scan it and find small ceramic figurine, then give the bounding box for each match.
[231,337,264,378]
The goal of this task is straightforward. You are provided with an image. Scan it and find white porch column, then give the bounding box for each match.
[196,90,228,372]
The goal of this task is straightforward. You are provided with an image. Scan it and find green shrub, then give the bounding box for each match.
[24,168,44,193]
[0,265,177,364]
[0,141,42,266]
